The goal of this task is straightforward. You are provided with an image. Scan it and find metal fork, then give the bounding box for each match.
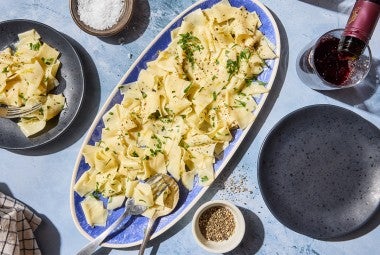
[0,103,42,118]
[76,174,169,255]
[138,174,179,255]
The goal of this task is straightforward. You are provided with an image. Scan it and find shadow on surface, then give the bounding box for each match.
[10,35,101,156]
[0,183,13,197]
[319,58,380,116]
[0,183,61,254]
[35,215,61,255]
[92,248,113,255]
[105,216,137,242]
[298,0,352,13]
[99,0,150,45]
[225,208,265,255]
[116,8,289,254]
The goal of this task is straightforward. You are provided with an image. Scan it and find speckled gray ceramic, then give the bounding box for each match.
[0,19,84,149]
[258,104,380,239]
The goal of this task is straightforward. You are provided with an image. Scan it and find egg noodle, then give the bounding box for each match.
[74,0,276,226]
[0,29,65,137]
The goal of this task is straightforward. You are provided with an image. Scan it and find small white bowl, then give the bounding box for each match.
[192,200,245,253]
[69,0,134,37]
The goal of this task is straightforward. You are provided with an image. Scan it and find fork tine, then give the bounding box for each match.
[146,174,169,199]
[153,182,169,199]
[2,103,42,118]
[7,107,38,116]
[8,103,41,113]
[146,174,162,185]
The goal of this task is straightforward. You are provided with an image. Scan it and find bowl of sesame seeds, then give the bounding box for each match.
[69,0,134,37]
[192,200,245,253]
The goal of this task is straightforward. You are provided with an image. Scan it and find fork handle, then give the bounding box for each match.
[138,216,157,255]
[76,208,131,255]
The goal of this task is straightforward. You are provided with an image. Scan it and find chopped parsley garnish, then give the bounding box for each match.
[151,134,163,149]
[200,176,209,182]
[18,93,26,100]
[257,80,267,86]
[29,42,41,51]
[212,91,217,101]
[226,58,239,80]
[91,189,102,199]
[41,57,54,65]
[159,116,173,123]
[178,32,203,67]
[239,48,251,60]
[226,49,253,80]
[179,139,190,150]
[244,77,255,85]
[235,99,247,108]
[148,110,161,120]
[149,148,162,157]
[2,66,9,73]
[245,77,267,87]
[184,83,192,94]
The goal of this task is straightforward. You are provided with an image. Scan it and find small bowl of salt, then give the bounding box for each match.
[70,0,134,37]
[192,200,246,253]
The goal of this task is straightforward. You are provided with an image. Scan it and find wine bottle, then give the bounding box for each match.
[338,0,380,59]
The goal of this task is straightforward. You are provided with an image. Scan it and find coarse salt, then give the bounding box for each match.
[77,0,125,30]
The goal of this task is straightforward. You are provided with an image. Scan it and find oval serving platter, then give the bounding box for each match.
[0,19,84,149]
[70,0,281,247]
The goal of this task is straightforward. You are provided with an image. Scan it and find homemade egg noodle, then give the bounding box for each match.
[74,0,276,226]
[0,29,65,137]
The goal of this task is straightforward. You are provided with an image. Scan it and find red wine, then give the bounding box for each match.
[313,36,352,86]
[338,0,380,59]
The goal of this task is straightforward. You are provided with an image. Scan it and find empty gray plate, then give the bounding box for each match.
[258,104,380,239]
[0,19,84,149]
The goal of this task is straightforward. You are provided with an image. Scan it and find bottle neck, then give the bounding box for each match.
[343,0,380,44]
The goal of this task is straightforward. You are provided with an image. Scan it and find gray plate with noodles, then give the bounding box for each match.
[0,19,84,149]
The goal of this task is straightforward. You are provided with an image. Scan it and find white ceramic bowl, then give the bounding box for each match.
[192,200,245,253]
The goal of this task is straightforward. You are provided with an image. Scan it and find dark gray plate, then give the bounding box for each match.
[258,104,380,239]
[0,19,84,149]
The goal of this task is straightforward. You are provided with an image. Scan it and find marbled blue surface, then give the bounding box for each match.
[0,0,379,254]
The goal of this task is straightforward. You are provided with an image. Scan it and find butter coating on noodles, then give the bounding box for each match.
[0,29,65,137]
[74,0,276,226]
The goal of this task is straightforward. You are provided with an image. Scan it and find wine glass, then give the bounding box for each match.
[296,29,372,90]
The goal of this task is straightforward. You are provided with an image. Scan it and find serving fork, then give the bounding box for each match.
[76,174,169,255]
[138,174,179,255]
[0,103,42,118]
